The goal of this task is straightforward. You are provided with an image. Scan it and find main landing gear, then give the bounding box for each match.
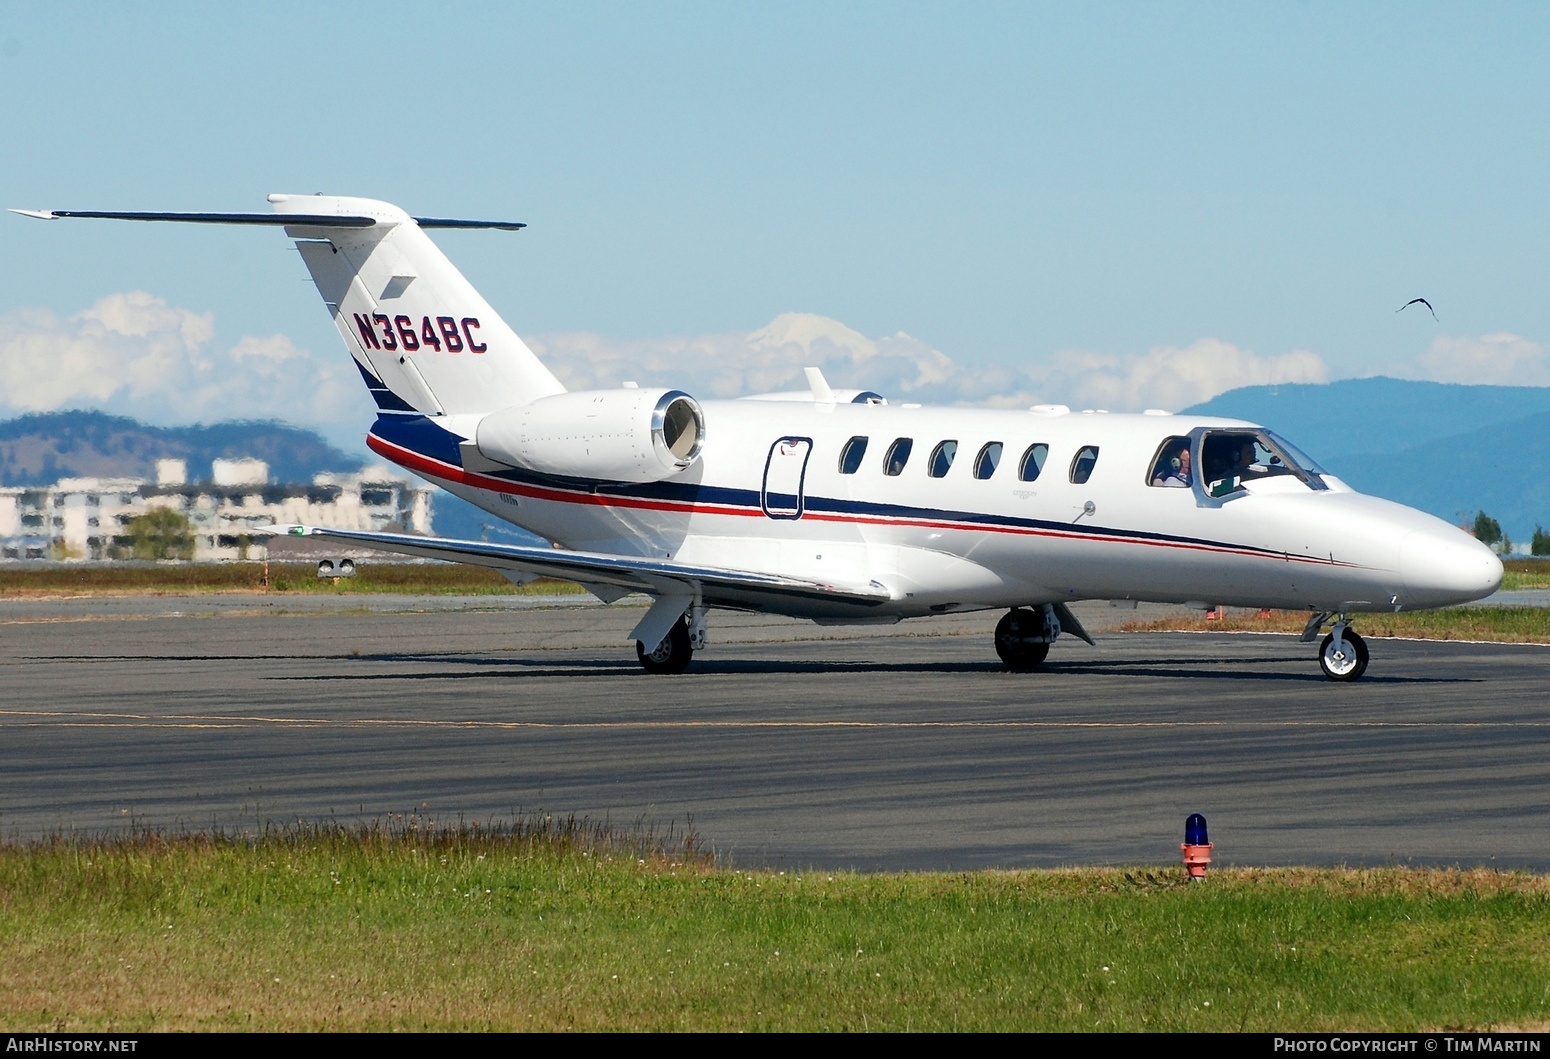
[995,605,1061,671]
[1303,612,1369,682]
[636,607,707,674]
[637,618,692,673]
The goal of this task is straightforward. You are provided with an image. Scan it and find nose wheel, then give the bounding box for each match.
[1318,628,1369,681]
[1302,612,1371,681]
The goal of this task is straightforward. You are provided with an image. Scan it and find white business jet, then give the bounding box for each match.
[14,195,1504,680]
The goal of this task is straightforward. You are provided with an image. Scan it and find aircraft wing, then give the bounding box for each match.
[265,526,892,640]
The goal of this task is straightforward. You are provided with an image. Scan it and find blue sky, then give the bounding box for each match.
[3,2,1549,449]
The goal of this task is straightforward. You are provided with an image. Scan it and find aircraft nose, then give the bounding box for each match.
[1400,528,1503,607]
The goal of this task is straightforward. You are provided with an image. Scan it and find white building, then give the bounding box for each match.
[0,460,432,562]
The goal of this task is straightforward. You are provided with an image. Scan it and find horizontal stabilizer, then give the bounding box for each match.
[261,525,891,614]
[9,209,525,230]
[413,217,527,230]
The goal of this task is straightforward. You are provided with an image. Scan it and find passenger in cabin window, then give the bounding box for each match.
[1150,443,1191,488]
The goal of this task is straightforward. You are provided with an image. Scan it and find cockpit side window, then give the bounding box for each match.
[883,437,913,476]
[1069,445,1099,485]
[1018,443,1048,482]
[1148,436,1193,488]
[838,436,868,474]
[973,442,1003,480]
[1199,430,1326,496]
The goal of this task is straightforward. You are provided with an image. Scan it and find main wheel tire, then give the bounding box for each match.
[995,609,1053,671]
[1319,629,1369,682]
[637,618,693,674]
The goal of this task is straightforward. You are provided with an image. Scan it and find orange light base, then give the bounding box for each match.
[1181,842,1213,881]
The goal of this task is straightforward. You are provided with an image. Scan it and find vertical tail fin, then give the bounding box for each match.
[275,194,565,417]
[10,194,564,416]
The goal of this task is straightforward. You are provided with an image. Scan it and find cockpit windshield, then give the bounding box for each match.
[1199,430,1327,497]
[1262,431,1327,477]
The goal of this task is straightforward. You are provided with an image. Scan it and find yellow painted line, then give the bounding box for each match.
[0,710,1547,732]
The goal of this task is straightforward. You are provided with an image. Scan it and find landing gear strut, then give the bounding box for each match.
[1304,612,1369,682]
[995,606,1059,671]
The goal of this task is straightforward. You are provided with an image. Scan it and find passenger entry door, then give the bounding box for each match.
[762,437,812,519]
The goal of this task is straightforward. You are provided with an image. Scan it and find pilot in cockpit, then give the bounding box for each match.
[1229,438,1262,480]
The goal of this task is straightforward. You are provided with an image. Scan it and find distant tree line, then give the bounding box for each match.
[1472,509,1550,557]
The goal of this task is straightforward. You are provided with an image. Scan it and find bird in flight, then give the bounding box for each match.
[1397,297,1438,321]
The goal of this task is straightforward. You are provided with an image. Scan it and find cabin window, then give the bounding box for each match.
[1018,443,1048,482]
[883,438,913,476]
[1069,445,1100,485]
[1148,436,1193,488]
[928,440,958,478]
[974,442,1003,480]
[838,436,868,474]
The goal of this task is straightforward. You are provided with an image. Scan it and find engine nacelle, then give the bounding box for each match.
[475,388,705,483]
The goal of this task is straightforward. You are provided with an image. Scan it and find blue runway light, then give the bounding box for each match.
[1182,813,1213,881]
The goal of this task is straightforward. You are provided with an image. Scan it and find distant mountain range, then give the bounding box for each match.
[0,411,366,486]
[1185,378,1550,540]
[0,410,531,543]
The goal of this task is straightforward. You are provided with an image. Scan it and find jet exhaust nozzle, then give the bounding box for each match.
[475,388,705,483]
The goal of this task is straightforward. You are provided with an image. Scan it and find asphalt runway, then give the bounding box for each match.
[2,593,1548,871]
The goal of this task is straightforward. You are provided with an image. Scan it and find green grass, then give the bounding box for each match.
[1121,607,1550,643]
[2,823,1549,1031]
[1502,558,1550,591]
[0,563,585,597]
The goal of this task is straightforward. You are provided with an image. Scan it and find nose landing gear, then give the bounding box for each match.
[1303,612,1369,681]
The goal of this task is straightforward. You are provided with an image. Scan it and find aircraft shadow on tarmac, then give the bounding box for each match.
[250,653,1475,684]
[21,651,1474,684]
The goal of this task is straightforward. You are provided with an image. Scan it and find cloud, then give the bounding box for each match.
[529,312,1330,411]
[1407,332,1550,387]
[0,293,373,448]
[1025,338,1331,412]
[0,298,1351,447]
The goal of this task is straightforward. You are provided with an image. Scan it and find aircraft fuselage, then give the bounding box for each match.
[367,400,1502,622]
